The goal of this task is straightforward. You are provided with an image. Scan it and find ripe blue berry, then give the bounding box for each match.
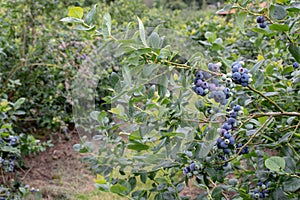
[190,163,196,171]
[241,73,249,82]
[256,16,266,23]
[223,148,231,154]
[194,86,204,96]
[259,21,267,28]
[195,71,203,79]
[293,62,299,69]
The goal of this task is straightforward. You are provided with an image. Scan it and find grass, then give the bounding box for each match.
[75,189,126,200]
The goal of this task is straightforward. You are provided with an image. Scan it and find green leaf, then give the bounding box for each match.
[254,70,264,88]
[148,85,155,99]
[110,72,120,87]
[73,25,96,31]
[68,7,84,19]
[270,4,287,20]
[283,178,300,192]
[60,17,84,23]
[122,65,131,86]
[149,32,161,49]
[137,17,148,47]
[127,142,150,151]
[110,184,128,194]
[14,98,25,110]
[85,4,97,25]
[102,12,112,38]
[236,12,247,33]
[158,74,168,98]
[265,156,286,172]
[212,186,223,199]
[269,24,289,32]
[198,141,215,158]
[288,44,300,63]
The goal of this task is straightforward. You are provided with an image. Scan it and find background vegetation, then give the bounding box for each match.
[1,0,299,199]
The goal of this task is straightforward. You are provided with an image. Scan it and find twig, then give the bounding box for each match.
[247,86,284,113]
[21,166,33,180]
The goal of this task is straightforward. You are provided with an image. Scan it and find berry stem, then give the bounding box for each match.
[247,86,285,113]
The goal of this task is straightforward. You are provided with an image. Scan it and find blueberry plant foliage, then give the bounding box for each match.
[62,1,300,199]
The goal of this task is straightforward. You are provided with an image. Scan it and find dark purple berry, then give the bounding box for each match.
[259,21,267,28]
[256,16,266,23]
[232,72,241,82]
[195,71,203,79]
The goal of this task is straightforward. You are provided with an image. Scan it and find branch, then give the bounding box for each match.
[247,86,285,113]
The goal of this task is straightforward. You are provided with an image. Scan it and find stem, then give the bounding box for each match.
[247,86,284,113]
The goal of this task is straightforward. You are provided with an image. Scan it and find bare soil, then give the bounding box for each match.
[20,131,96,200]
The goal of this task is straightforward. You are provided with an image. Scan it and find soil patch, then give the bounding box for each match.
[20,131,95,200]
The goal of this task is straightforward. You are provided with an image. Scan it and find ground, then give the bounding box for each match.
[20,131,124,200]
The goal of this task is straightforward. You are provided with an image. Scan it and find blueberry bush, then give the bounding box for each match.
[63,1,298,199]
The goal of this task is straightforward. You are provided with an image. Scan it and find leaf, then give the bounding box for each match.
[68,7,84,19]
[149,32,161,49]
[127,142,150,151]
[122,65,131,86]
[60,17,84,23]
[14,98,25,110]
[137,17,148,47]
[158,74,168,98]
[283,178,300,192]
[73,25,96,31]
[270,4,287,20]
[269,24,289,32]
[265,156,286,172]
[110,184,128,194]
[254,70,264,88]
[250,60,264,74]
[236,12,247,33]
[102,12,112,38]
[94,174,107,184]
[198,141,215,158]
[85,4,97,25]
[288,44,300,63]
[110,72,120,87]
[212,186,223,199]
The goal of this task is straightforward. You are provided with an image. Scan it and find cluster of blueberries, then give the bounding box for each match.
[183,162,202,178]
[0,157,16,172]
[231,61,252,87]
[216,105,243,154]
[0,136,19,173]
[293,62,299,69]
[193,63,232,105]
[256,16,267,29]
[252,181,270,199]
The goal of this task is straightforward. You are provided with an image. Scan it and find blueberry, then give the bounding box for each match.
[232,72,241,82]
[230,111,238,118]
[226,117,236,125]
[241,82,248,87]
[194,86,204,96]
[195,71,203,79]
[229,137,235,145]
[256,16,266,23]
[223,132,231,139]
[217,137,223,144]
[201,82,209,89]
[222,123,232,131]
[194,78,203,86]
[190,163,196,171]
[233,105,241,112]
[241,74,249,82]
[223,148,231,154]
[259,21,267,28]
[220,141,228,148]
[293,62,299,69]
